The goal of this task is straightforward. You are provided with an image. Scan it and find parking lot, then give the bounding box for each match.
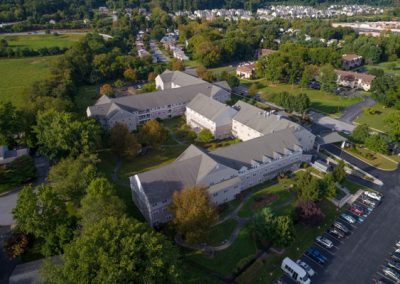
[277,189,392,284]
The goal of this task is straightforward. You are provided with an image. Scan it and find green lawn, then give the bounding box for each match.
[355,103,400,132]
[241,78,363,115]
[186,224,257,276]
[0,34,84,50]
[238,182,293,218]
[365,60,400,76]
[207,219,238,246]
[341,178,367,194]
[251,200,341,284]
[343,145,398,171]
[118,146,187,181]
[0,56,59,107]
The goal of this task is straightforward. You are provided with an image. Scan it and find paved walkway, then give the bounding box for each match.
[176,183,296,252]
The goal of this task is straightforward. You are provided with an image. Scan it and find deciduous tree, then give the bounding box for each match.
[42,217,182,283]
[319,64,337,93]
[170,186,218,244]
[109,123,141,159]
[294,201,325,226]
[99,84,114,97]
[139,119,167,149]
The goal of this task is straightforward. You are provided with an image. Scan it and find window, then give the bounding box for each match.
[213,192,219,197]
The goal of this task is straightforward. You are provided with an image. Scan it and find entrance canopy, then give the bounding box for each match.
[316,132,348,146]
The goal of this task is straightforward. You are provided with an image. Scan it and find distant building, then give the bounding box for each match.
[335,70,376,91]
[236,62,256,79]
[98,6,109,16]
[87,70,231,131]
[342,54,363,70]
[255,48,276,59]
[0,145,29,166]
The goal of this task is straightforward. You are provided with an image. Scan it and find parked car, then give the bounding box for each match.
[341,213,356,224]
[391,249,400,261]
[387,260,400,272]
[316,236,334,249]
[360,197,377,208]
[328,227,345,239]
[296,260,316,277]
[305,247,328,265]
[364,191,382,202]
[349,206,364,217]
[334,221,350,234]
[382,266,400,282]
[396,240,400,248]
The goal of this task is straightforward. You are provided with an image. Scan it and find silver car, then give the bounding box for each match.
[316,236,334,249]
[341,213,355,224]
[296,260,316,277]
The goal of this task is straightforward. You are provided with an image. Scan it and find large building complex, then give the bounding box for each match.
[130,129,311,226]
[87,70,231,131]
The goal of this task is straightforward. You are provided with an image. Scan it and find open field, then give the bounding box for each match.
[0,56,59,107]
[240,78,362,115]
[355,103,400,132]
[365,60,400,76]
[0,34,84,50]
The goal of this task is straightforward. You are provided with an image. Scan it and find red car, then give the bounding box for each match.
[350,206,363,216]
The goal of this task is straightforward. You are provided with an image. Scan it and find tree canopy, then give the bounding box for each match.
[170,186,218,244]
[42,216,182,283]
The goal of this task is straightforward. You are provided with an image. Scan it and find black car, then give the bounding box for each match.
[387,260,400,272]
[392,250,400,261]
[328,227,345,239]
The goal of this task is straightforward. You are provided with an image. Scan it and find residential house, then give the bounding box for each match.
[335,69,376,91]
[87,70,231,131]
[342,54,363,70]
[255,48,276,59]
[236,62,256,79]
[186,94,238,139]
[130,129,311,226]
[0,145,29,166]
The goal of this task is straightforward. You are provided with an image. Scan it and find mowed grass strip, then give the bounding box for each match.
[240,78,362,115]
[0,56,59,107]
[0,34,84,50]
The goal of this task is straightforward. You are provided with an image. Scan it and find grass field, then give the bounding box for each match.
[365,60,400,76]
[0,34,84,50]
[242,79,363,115]
[355,103,400,132]
[343,146,398,171]
[0,56,59,107]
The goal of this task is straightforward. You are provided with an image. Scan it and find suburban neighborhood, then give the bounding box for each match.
[0,1,400,284]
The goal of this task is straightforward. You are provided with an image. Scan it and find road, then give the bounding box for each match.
[339,97,376,123]
[317,144,400,284]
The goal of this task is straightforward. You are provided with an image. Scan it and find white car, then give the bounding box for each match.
[341,213,355,224]
[296,260,316,277]
[364,191,382,202]
[396,240,400,248]
[316,236,334,249]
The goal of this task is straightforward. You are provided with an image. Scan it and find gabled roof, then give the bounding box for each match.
[210,129,300,170]
[232,101,300,135]
[135,128,302,203]
[158,70,205,88]
[187,94,237,126]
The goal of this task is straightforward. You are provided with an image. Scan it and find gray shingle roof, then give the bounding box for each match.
[210,129,300,170]
[233,101,300,134]
[135,129,301,203]
[187,94,237,126]
[159,70,205,88]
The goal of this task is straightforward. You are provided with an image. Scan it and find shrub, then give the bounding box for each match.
[294,200,325,226]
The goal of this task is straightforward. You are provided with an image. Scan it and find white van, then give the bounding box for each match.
[281,257,311,284]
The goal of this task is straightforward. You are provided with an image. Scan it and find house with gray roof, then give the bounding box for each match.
[231,101,316,151]
[186,94,238,139]
[87,70,231,131]
[130,129,311,226]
